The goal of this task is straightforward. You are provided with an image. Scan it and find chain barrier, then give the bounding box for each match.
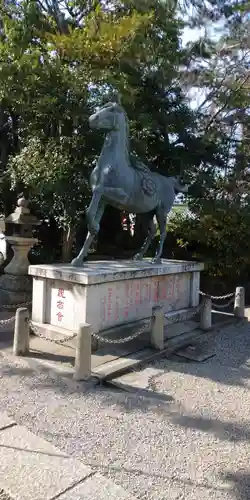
[147,290,237,392]
[0,301,32,328]
[0,315,16,328]
[29,320,77,345]
[199,290,235,301]
[29,319,150,346]
[1,301,32,310]
[91,320,151,345]
[199,289,235,311]
[0,289,236,342]
[212,296,235,310]
[165,301,204,325]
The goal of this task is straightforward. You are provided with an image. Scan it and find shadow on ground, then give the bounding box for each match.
[221,471,250,500]
[1,354,250,447]
[174,413,250,443]
[142,320,250,390]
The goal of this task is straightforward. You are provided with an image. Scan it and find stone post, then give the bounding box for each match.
[234,287,245,318]
[150,306,164,350]
[74,323,92,381]
[13,307,30,356]
[200,295,212,330]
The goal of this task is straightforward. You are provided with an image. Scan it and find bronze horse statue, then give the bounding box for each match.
[71,101,188,267]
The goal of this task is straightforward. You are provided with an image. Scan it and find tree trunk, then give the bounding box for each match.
[61,225,75,262]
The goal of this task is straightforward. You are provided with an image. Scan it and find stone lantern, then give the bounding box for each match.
[0,195,40,306]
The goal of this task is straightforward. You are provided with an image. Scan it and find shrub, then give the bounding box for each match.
[167,202,250,283]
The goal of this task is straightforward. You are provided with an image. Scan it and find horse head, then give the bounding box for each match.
[89,102,124,131]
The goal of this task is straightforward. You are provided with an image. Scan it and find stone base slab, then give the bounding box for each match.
[175,334,216,362]
[29,259,204,337]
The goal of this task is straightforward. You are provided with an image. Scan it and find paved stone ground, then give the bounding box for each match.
[0,412,136,500]
[1,319,250,499]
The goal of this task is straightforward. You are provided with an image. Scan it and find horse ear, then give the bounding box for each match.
[113,91,121,105]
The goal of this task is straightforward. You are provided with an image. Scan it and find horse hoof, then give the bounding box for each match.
[71,258,83,268]
[151,258,161,265]
[133,254,142,261]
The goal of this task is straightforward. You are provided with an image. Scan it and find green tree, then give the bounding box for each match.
[0,1,158,259]
[167,0,250,285]
[2,0,238,265]
[0,0,198,259]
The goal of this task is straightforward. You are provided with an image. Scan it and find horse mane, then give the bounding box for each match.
[101,101,123,112]
[101,101,130,152]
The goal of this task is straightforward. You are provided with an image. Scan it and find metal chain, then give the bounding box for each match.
[28,314,164,347]
[0,301,31,329]
[1,301,32,310]
[91,320,151,344]
[30,319,149,346]
[212,296,235,310]
[29,320,77,345]
[165,302,204,324]
[0,316,16,327]
[199,290,235,300]
[0,302,31,328]
[147,293,236,392]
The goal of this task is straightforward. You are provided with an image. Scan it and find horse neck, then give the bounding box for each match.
[98,114,130,166]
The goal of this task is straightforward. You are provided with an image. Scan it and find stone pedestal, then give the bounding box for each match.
[29,259,204,342]
[0,196,40,306]
[0,237,38,305]
[4,237,38,276]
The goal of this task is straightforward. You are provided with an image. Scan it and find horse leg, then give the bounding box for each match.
[71,202,105,267]
[133,214,156,261]
[86,188,103,233]
[151,206,167,264]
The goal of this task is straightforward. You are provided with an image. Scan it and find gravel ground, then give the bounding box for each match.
[0,321,250,500]
[0,490,14,500]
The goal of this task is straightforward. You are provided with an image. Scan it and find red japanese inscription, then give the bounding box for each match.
[153,281,159,301]
[114,295,119,321]
[58,288,65,299]
[56,287,66,323]
[124,282,130,318]
[158,279,167,301]
[174,275,185,300]
[101,296,107,322]
[139,283,143,305]
[148,282,152,302]
[129,283,134,309]
[135,283,140,305]
[161,285,167,300]
[107,287,113,320]
[167,277,174,299]
[56,311,64,322]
